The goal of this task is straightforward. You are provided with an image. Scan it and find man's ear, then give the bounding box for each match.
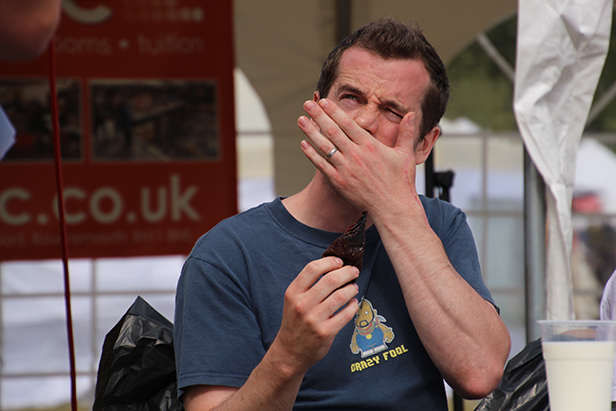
[414,126,440,165]
[313,91,320,102]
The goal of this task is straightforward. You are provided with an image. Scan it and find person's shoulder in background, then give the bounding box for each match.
[600,269,616,321]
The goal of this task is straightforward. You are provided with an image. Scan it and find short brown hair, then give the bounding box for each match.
[316,18,450,140]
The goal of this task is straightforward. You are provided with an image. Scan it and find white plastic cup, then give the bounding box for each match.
[538,320,616,411]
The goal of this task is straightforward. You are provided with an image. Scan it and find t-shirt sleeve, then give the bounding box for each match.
[174,249,265,396]
[447,212,490,296]
[425,198,496,309]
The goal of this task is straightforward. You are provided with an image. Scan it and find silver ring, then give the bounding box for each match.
[325,146,338,159]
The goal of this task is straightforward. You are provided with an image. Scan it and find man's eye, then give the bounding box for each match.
[341,94,358,101]
[388,109,403,119]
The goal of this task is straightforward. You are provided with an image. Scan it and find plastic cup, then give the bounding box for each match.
[538,320,616,411]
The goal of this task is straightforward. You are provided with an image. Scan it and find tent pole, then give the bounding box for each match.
[524,146,546,342]
[335,0,352,43]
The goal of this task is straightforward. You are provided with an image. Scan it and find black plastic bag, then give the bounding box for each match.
[474,338,548,411]
[93,296,183,411]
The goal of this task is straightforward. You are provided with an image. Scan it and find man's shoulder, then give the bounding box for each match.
[418,195,471,243]
[189,199,280,253]
[213,198,282,230]
[419,194,464,217]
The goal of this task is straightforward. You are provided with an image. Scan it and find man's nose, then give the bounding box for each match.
[354,105,378,134]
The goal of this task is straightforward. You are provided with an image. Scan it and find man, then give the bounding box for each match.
[0,0,63,160]
[0,0,62,60]
[174,18,511,410]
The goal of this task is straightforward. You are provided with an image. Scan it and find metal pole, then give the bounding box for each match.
[425,151,435,198]
[524,147,546,343]
[335,0,352,43]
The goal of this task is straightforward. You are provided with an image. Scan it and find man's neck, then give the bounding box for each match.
[281,173,365,233]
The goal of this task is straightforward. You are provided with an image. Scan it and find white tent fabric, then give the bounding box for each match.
[514,0,613,320]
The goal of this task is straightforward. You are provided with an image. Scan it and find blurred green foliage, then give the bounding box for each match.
[445,12,616,139]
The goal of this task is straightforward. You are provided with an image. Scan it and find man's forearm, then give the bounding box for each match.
[184,341,306,411]
[371,201,510,399]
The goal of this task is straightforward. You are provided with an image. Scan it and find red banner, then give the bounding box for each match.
[0,1,237,260]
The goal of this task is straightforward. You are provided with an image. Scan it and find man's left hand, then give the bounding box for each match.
[298,98,419,214]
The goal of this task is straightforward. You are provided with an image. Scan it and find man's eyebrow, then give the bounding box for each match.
[337,84,365,98]
[382,99,409,116]
[336,83,409,115]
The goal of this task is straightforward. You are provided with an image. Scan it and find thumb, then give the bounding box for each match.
[395,112,418,154]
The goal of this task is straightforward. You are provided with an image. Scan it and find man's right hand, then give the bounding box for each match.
[183,257,359,411]
[273,256,360,374]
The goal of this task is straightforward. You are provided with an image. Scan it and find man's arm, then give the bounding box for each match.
[366,197,510,398]
[299,99,510,399]
[0,0,62,60]
[181,257,360,411]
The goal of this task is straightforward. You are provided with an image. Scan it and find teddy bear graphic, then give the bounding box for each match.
[350,298,394,358]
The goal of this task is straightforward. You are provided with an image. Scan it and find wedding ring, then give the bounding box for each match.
[325,146,338,159]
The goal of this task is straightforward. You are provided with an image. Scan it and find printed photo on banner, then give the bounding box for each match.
[91,79,219,162]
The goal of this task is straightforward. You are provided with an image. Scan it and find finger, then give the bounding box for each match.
[324,146,339,160]
[289,257,343,293]
[303,100,355,152]
[310,265,360,303]
[312,276,360,326]
[396,111,417,154]
[323,282,360,315]
[298,114,339,160]
[316,98,368,147]
[327,297,360,330]
[300,139,341,177]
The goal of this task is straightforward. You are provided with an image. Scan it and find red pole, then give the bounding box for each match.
[48,38,79,411]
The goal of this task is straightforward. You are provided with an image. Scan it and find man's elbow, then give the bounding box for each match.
[456,362,505,400]
[454,339,511,399]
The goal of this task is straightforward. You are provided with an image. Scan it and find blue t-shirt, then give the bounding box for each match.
[174,196,495,410]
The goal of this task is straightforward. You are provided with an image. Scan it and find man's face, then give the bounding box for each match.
[323,47,431,149]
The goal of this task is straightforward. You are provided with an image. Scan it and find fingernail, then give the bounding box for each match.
[304,100,316,111]
[298,116,309,127]
[319,99,329,108]
[408,112,416,124]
